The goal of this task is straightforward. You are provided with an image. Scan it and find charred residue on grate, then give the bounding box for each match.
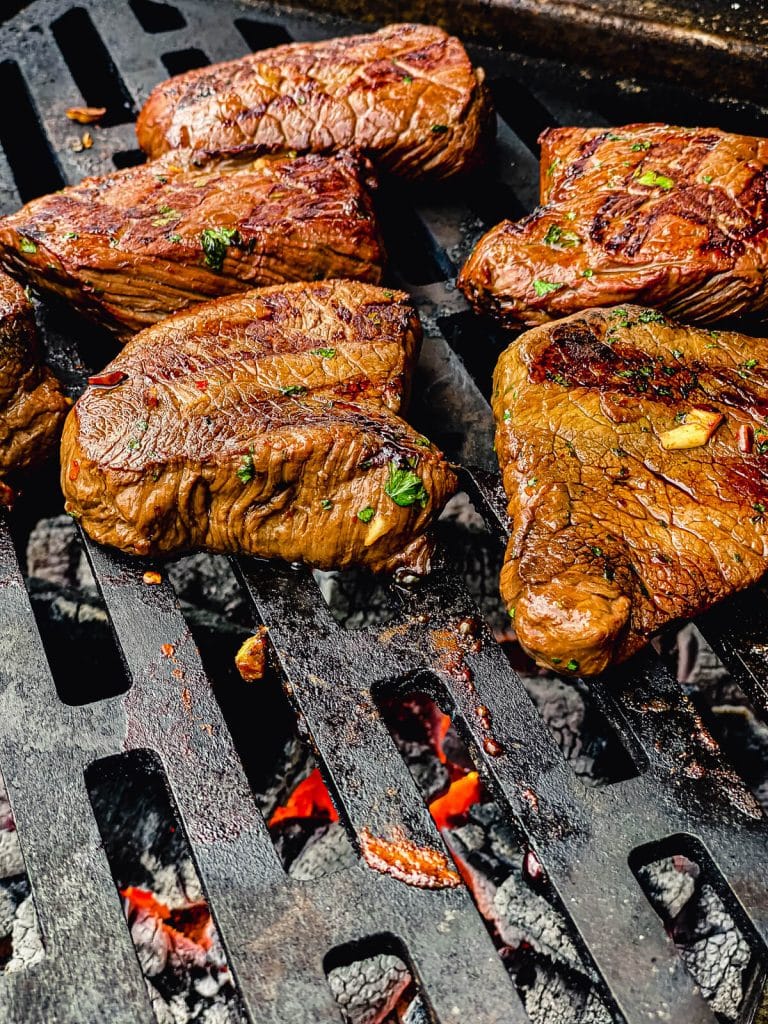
[51,7,137,126]
[85,750,249,1024]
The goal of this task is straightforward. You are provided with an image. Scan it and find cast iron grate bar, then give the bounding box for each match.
[0,2,766,1024]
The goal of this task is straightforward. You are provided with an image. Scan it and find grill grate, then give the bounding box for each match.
[1,2,768,1022]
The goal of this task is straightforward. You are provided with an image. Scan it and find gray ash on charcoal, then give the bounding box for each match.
[0,783,44,975]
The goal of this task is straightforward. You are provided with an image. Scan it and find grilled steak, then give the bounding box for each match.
[62,280,456,573]
[136,24,494,181]
[0,150,384,339]
[460,124,768,328]
[0,272,68,484]
[493,305,768,675]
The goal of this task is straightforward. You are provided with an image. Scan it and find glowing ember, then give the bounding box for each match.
[429,771,483,830]
[268,767,338,828]
[359,826,460,889]
[121,885,213,953]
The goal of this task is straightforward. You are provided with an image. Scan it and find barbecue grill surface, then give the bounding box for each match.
[1,3,768,1023]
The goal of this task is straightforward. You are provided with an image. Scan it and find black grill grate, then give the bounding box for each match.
[1,2,768,1022]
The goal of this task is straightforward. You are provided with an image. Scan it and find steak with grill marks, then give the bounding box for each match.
[62,280,457,574]
[0,272,68,485]
[493,305,768,676]
[460,124,768,328]
[0,150,384,339]
[136,24,494,182]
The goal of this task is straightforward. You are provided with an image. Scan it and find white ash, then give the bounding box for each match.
[327,954,411,1024]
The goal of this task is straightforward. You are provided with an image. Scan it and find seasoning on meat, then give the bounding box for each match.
[136,24,494,181]
[0,150,384,339]
[460,124,768,327]
[493,305,768,675]
[61,280,457,575]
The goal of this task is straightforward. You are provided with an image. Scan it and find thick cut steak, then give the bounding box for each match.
[493,305,768,675]
[62,281,456,574]
[0,151,384,339]
[136,24,494,181]
[460,125,768,328]
[0,272,68,483]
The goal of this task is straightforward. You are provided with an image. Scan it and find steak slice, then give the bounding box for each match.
[0,272,68,484]
[0,150,384,339]
[459,124,768,328]
[136,24,494,182]
[62,281,456,574]
[493,305,768,675]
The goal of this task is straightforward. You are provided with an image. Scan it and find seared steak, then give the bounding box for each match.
[0,151,384,339]
[136,24,494,181]
[493,305,768,675]
[62,281,456,574]
[0,272,68,483]
[460,124,768,328]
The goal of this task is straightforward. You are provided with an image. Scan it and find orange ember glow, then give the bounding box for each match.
[429,771,482,830]
[359,827,460,889]
[121,885,213,951]
[268,767,339,827]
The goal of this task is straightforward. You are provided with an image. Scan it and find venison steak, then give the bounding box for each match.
[62,280,456,574]
[460,124,768,328]
[136,24,494,181]
[0,151,384,339]
[493,305,768,675]
[0,272,68,484]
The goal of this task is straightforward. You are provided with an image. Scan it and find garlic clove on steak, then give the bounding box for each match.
[659,408,724,450]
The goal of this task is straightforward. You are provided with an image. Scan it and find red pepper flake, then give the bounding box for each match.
[143,570,162,585]
[738,424,754,453]
[88,370,127,388]
[194,380,208,390]
[145,391,159,409]
[68,459,80,481]
[160,643,174,657]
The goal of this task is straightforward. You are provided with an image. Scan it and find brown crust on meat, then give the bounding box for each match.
[0,150,385,339]
[61,280,456,573]
[460,124,768,328]
[136,24,494,181]
[0,272,68,478]
[493,305,768,675]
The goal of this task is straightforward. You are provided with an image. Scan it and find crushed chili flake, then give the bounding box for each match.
[194,380,208,390]
[160,643,175,658]
[359,826,460,889]
[145,391,159,409]
[68,459,80,481]
[88,370,127,388]
[143,570,162,585]
[66,106,106,124]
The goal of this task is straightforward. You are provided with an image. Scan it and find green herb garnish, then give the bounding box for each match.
[431,124,448,134]
[237,454,254,484]
[280,385,307,396]
[565,659,580,672]
[63,231,79,240]
[582,268,594,279]
[631,140,652,151]
[635,170,675,190]
[543,224,581,248]
[320,498,333,510]
[384,462,428,508]
[19,236,37,253]
[168,233,183,243]
[200,226,241,271]
[703,174,713,184]
[311,347,336,358]
[358,506,375,523]
[533,279,564,297]
[637,309,665,324]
